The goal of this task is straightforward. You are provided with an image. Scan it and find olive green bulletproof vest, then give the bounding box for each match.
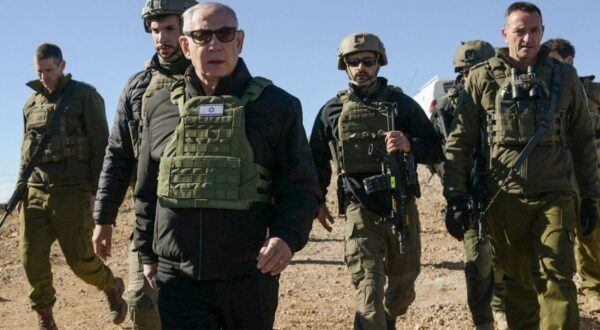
[23,82,90,164]
[336,87,397,174]
[485,58,567,147]
[157,77,273,210]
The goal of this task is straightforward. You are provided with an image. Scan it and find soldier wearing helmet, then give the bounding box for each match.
[430,40,499,330]
[92,0,197,329]
[310,32,442,329]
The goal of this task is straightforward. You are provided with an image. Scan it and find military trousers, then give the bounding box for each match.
[486,191,578,330]
[19,185,116,310]
[123,240,161,330]
[344,200,421,330]
[490,194,600,315]
[573,194,600,303]
[462,228,494,326]
[155,269,278,330]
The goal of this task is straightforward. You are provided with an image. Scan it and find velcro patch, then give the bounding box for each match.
[199,104,224,117]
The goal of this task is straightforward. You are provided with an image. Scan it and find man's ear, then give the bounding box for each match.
[180,36,191,59]
[236,29,245,54]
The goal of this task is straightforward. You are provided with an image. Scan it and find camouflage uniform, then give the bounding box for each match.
[444,47,599,329]
[19,74,116,310]
[430,40,496,328]
[311,77,442,330]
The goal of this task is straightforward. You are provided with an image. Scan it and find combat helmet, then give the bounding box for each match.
[337,33,388,70]
[142,0,198,32]
[452,40,495,72]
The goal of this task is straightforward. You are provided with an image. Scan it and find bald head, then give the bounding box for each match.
[182,2,238,32]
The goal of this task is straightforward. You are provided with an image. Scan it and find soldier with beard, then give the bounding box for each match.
[91,1,196,329]
[310,32,442,329]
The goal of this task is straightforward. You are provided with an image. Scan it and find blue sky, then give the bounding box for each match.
[1,0,599,200]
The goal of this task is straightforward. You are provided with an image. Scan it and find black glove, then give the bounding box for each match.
[444,196,469,241]
[580,198,598,237]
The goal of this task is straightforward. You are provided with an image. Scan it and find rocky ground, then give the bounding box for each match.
[1,166,599,329]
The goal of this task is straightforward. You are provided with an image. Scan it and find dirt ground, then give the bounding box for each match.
[1,166,599,329]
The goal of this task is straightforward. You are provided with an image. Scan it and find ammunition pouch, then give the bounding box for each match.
[362,174,389,195]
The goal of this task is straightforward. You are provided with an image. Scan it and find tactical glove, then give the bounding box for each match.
[444,196,469,241]
[580,198,598,237]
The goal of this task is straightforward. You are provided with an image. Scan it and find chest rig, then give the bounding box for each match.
[23,81,90,164]
[157,77,273,209]
[486,58,566,147]
[336,87,397,174]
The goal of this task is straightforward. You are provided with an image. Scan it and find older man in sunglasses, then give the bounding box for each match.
[132,2,321,329]
[309,33,442,329]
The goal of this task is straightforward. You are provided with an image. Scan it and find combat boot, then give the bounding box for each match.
[104,277,127,324]
[36,307,58,330]
[386,318,396,330]
[475,321,494,330]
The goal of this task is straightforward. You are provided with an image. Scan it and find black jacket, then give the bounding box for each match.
[133,59,322,280]
[94,54,189,225]
[310,78,443,213]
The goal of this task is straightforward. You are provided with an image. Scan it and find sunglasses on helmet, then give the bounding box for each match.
[345,56,378,68]
[183,26,238,45]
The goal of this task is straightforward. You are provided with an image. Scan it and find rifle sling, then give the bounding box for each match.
[18,80,76,185]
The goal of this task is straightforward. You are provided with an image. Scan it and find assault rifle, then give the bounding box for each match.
[0,183,26,228]
[0,81,75,229]
[362,102,420,254]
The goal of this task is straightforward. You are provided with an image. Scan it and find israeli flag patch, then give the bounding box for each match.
[199,104,224,117]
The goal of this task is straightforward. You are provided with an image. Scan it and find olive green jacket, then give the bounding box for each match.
[20,74,109,193]
[579,76,600,166]
[444,47,599,200]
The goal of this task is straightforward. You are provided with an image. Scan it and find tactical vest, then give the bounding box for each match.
[157,77,273,209]
[22,81,91,164]
[581,75,600,114]
[129,70,185,159]
[336,86,398,174]
[484,57,567,147]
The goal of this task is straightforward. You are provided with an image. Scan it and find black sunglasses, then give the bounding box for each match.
[183,26,238,45]
[345,56,378,68]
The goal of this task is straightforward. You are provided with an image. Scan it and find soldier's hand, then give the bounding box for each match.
[317,204,334,232]
[580,198,598,237]
[256,237,293,276]
[444,196,469,241]
[143,263,159,291]
[92,224,113,260]
[386,131,411,153]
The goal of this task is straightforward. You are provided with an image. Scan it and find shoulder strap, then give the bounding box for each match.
[18,80,76,183]
[240,76,272,105]
[169,80,187,117]
[484,57,507,82]
[337,89,350,103]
